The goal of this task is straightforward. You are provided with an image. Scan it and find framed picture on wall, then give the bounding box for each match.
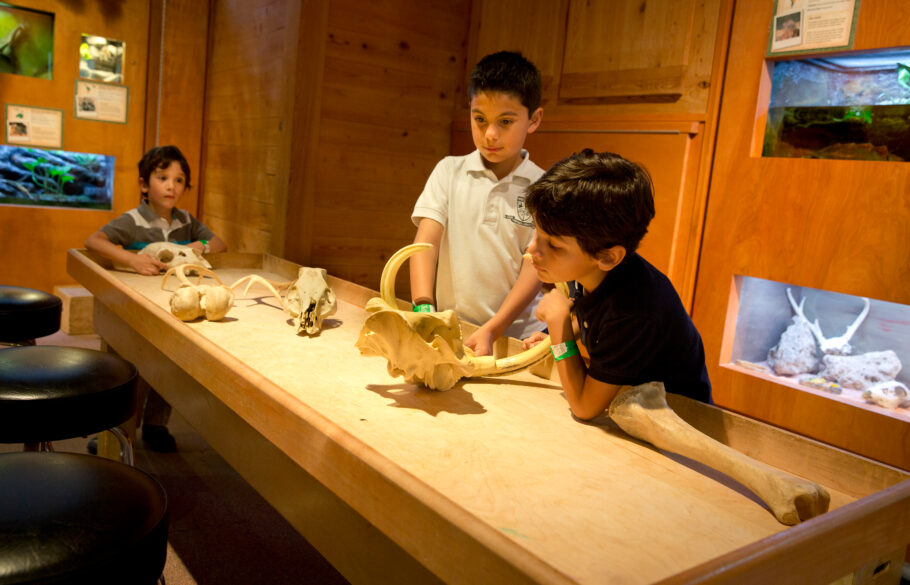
[0,2,55,79]
[74,80,129,123]
[4,104,63,148]
[79,34,124,83]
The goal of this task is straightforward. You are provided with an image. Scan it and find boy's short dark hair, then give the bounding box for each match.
[468,51,542,115]
[525,149,655,258]
[138,145,192,193]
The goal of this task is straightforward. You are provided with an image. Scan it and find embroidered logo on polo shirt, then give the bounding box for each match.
[505,196,533,227]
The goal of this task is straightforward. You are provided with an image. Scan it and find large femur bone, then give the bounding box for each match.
[356,243,554,390]
[609,382,830,525]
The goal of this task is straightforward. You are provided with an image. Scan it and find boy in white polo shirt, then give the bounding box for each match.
[410,51,545,356]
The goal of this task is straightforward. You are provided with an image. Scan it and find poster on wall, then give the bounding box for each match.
[5,104,63,148]
[79,34,124,83]
[74,80,129,123]
[0,2,54,78]
[768,0,861,57]
[0,145,114,210]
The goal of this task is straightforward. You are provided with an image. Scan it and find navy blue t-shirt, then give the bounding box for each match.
[572,253,712,403]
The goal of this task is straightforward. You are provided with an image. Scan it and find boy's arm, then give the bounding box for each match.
[465,256,541,356]
[186,235,227,254]
[85,230,166,275]
[536,288,622,420]
[410,218,443,306]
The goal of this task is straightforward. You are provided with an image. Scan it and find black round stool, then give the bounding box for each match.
[0,451,168,585]
[0,346,139,464]
[0,286,62,345]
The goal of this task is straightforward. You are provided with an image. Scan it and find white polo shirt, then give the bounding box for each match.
[411,150,545,339]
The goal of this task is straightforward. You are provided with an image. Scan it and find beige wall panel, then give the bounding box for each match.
[0,0,149,293]
[692,1,910,469]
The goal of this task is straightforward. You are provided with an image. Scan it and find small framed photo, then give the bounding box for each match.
[74,80,129,124]
[5,104,63,149]
[79,34,125,83]
[772,10,804,51]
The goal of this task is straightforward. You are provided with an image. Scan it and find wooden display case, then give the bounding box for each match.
[69,249,910,585]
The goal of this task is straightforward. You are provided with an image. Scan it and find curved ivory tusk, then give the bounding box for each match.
[380,243,433,307]
[161,264,223,289]
[378,243,568,377]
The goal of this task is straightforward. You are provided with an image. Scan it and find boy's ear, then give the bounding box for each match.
[596,245,626,271]
[138,177,148,193]
[527,107,543,134]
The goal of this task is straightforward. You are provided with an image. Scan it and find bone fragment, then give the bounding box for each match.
[608,382,830,525]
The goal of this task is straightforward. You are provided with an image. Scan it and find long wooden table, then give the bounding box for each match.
[68,250,910,585]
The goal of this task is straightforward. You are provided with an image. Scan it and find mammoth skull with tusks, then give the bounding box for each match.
[140,242,212,270]
[286,267,337,335]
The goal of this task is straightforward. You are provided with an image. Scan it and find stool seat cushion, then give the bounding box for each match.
[0,452,168,585]
[0,346,138,444]
[0,286,62,343]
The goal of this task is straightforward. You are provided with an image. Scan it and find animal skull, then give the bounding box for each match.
[285,267,337,335]
[141,242,212,270]
[862,380,910,410]
[355,243,555,390]
[786,288,870,355]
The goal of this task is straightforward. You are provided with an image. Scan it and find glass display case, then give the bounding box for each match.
[726,276,910,422]
[763,48,910,161]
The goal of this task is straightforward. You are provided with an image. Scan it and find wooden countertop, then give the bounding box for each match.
[68,250,910,585]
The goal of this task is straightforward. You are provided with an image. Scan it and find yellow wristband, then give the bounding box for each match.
[550,340,579,361]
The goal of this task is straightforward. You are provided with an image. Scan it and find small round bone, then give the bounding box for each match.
[608,382,830,525]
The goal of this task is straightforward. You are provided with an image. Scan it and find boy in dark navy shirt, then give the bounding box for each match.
[523,149,711,420]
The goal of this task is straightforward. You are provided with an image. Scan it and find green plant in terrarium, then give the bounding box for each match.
[72,152,102,173]
[21,155,75,196]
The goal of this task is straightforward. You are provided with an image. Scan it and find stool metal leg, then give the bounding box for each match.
[23,441,54,452]
[109,426,134,466]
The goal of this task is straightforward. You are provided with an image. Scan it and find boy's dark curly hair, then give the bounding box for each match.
[525,149,655,258]
[138,145,192,195]
[468,51,542,114]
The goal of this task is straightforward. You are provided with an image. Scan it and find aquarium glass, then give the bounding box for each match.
[762,48,910,161]
[0,145,114,210]
[729,275,910,421]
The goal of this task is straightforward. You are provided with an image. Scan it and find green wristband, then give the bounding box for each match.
[550,339,579,361]
[412,303,434,313]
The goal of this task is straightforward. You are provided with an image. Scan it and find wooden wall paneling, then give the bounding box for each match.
[452,121,705,303]
[0,0,149,293]
[691,1,910,469]
[467,0,569,106]
[561,0,696,102]
[143,0,211,218]
[283,0,329,266]
[201,0,298,256]
[302,0,471,295]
